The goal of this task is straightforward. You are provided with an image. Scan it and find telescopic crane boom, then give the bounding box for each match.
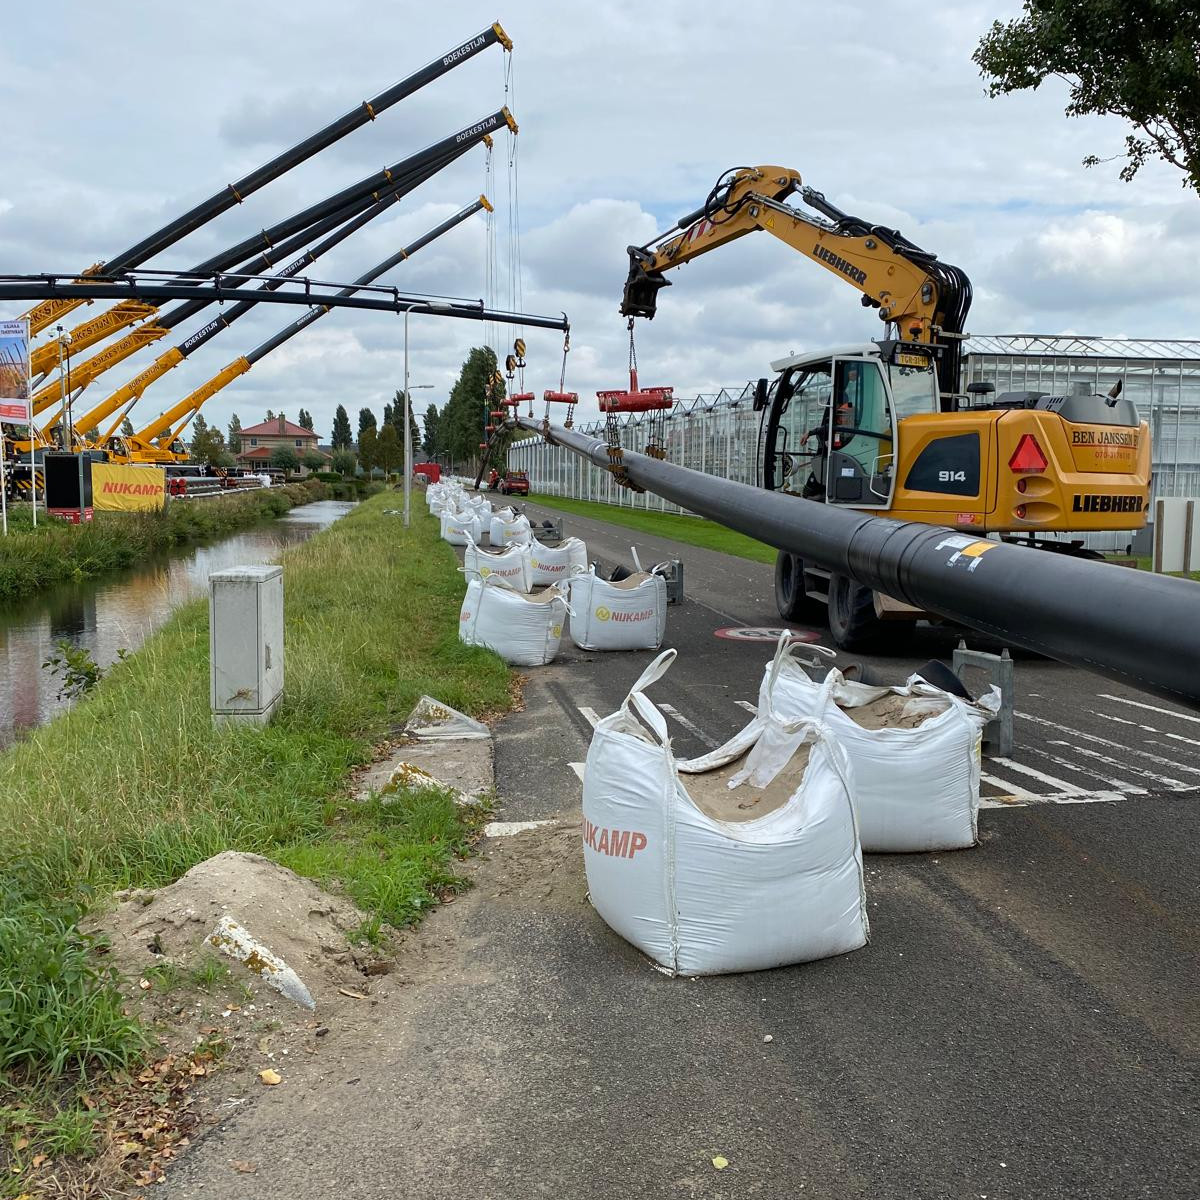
[26,109,513,440]
[23,22,511,338]
[622,166,972,402]
[120,196,493,462]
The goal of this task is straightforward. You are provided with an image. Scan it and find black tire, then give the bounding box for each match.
[774,551,824,622]
[826,572,888,651]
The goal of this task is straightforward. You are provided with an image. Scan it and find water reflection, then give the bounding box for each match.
[0,500,354,748]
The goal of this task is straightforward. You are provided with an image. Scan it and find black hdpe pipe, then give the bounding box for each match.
[515,416,1200,711]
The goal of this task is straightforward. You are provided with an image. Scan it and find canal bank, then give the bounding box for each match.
[0,497,353,747]
[0,479,329,605]
[0,494,512,1196]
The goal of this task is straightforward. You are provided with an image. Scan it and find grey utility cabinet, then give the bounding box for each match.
[209,565,284,726]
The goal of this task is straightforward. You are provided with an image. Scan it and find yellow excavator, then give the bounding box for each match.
[621,165,1152,646]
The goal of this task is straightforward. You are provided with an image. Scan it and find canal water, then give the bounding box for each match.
[0,499,354,749]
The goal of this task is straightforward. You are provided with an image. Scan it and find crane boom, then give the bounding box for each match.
[621,165,972,401]
[123,197,493,461]
[27,109,511,426]
[23,22,511,334]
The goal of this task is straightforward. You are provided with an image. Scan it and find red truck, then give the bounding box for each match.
[488,469,529,496]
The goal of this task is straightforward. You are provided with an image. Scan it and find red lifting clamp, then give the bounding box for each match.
[597,367,674,413]
[542,390,578,404]
[506,392,534,407]
[488,409,506,419]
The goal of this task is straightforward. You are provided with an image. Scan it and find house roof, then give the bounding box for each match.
[236,445,330,462]
[240,415,318,438]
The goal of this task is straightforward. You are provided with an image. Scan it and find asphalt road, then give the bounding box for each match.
[166,497,1199,1200]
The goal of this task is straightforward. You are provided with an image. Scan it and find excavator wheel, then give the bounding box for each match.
[826,572,888,651]
[774,551,824,623]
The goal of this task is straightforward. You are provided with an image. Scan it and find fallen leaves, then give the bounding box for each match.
[232,1160,258,1174]
[712,1156,730,1170]
[259,1069,282,1086]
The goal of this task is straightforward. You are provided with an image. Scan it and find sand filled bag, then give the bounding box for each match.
[463,538,534,593]
[458,576,568,667]
[489,510,532,547]
[529,536,589,586]
[696,636,1000,852]
[583,650,868,976]
[568,567,668,651]
[440,508,483,546]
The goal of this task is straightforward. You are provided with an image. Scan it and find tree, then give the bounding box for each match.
[298,408,315,431]
[266,408,276,421]
[271,446,300,474]
[331,448,357,476]
[376,423,401,477]
[393,388,418,440]
[440,347,502,465]
[188,414,228,466]
[357,407,377,442]
[422,403,441,457]
[358,425,378,475]
[228,413,242,454]
[382,402,394,428]
[120,417,135,437]
[302,450,326,472]
[331,404,352,449]
[975,2,1200,193]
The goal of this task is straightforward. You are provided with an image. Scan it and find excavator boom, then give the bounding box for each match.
[622,165,972,400]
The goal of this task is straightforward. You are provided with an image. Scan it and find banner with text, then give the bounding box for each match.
[0,319,31,422]
[92,463,166,511]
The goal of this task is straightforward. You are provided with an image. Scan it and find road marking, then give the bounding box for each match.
[658,702,721,749]
[1087,708,1200,750]
[979,770,1044,803]
[484,820,555,837]
[1017,710,1200,779]
[569,762,585,782]
[1046,738,1193,791]
[988,756,1088,795]
[1099,694,1200,726]
[1018,743,1147,794]
[578,706,602,729]
[734,700,758,715]
[979,791,1123,809]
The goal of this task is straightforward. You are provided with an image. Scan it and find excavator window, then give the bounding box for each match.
[826,358,894,506]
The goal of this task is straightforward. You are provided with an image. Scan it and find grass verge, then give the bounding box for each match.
[0,479,329,603]
[526,492,777,564]
[0,495,509,1193]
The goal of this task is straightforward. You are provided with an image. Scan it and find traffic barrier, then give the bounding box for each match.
[582,650,868,975]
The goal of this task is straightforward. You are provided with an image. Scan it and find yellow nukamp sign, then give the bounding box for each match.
[92,463,166,511]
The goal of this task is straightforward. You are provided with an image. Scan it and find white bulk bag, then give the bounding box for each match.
[440,509,483,546]
[458,576,568,667]
[583,651,868,976]
[569,568,667,651]
[463,538,533,593]
[487,507,516,543]
[708,636,999,852]
[529,536,588,586]
[489,512,532,547]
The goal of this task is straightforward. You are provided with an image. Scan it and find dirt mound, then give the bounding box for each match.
[96,851,372,1009]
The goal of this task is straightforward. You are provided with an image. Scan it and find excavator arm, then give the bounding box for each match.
[621,165,972,400]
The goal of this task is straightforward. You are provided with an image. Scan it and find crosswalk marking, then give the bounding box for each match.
[983,756,1088,795]
[1099,694,1200,726]
[1087,708,1200,750]
[1016,742,1147,794]
[1017,710,1200,779]
[1047,739,1192,791]
[658,701,722,749]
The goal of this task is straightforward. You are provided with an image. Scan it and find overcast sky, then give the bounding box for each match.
[1,1,1195,443]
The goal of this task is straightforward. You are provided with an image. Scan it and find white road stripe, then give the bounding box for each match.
[1047,739,1193,790]
[1017,710,1200,779]
[1019,743,1147,794]
[979,770,1044,803]
[979,791,1123,809]
[988,756,1088,795]
[578,706,602,729]
[1087,708,1200,750]
[734,700,758,715]
[658,702,722,749]
[1099,694,1200,726]
[569,762,585,782]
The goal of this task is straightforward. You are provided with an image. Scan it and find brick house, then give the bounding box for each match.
[235,415,329,474]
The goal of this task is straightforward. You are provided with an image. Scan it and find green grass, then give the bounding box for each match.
[0,479,328,603]
[527,492,777,564]
[0,495,510,1185]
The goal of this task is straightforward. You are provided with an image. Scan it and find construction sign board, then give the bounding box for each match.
[92,463,166,511]
[0,319,31,422]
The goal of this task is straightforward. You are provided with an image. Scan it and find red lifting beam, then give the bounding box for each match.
[543,389,578,404]
[505,392,534,407]
[488,409,506,419]
[597,367,673,413]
